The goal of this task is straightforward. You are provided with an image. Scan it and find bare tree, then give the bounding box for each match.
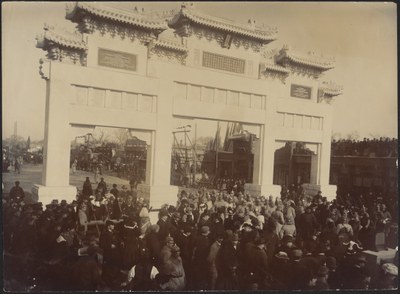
[346,130,359,141]
[95,127,110,145]
[113,128,129,146]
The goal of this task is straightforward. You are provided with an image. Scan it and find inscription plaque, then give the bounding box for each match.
[290,84,312,99]
[98,48,137,71]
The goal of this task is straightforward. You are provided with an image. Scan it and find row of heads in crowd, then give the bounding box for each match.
[6,180,392,227]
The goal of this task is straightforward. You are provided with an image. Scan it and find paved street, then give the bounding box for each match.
[2,164,129,203]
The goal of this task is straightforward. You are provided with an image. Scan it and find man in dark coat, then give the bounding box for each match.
[82,177,93,199]
[9,181,25,201]
[192,226,211,290]
[243,237,271,290]
[215,232,239,290]
[99,220,122,289]
[110,184,119,198]
[297,206,318,242]
[145,224,161,266]
[70,245,101,291]
[157,210,172,243]
[97,177,107,196]
[174,224,194,287]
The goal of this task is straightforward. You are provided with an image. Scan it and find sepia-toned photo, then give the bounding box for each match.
[2,1,398,291]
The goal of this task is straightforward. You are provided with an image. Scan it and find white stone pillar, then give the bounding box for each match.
[32,61,77,204]
[302,109,337,200]
[137,79,179,214]
[318,111,337,200]
[245,98,281,197]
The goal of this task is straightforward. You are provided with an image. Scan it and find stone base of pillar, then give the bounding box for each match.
[244,183,281,197]
[137,184,179,209]
[302,183,337,201]
[32,184,77,205]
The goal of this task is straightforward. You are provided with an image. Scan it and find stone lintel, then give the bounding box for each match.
[32,184,78,205]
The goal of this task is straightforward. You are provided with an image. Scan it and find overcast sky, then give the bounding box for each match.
[2,2,397,141]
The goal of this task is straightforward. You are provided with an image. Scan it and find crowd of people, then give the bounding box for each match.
[331,138,398,157]
[3,178,398,291]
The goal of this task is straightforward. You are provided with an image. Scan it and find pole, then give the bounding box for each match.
[216,121,219,177]
[194,122,197,185]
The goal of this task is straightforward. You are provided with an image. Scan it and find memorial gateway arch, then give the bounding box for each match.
[34,2,343,211]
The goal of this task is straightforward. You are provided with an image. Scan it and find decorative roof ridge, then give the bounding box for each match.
[66,2,168,31]
[320,81,344,96]
[169,5,277,42]
[276,45,335,70]
[36,23,86,50]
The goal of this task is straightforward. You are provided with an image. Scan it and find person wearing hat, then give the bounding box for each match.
[192,226,211,290]
[145,224,161,265]
[286,248,308,290]
[159,244,186,291]
[243,237,271,290]
[96,177,107,197]
[174,224,194,286]
[9,181,25,202]
[207,233,224,289]
[121,217,140,270]
[99,219,121,289]
[270,251,290,290]
[315,265,330,290]
[215,232,239,290]
[82,177,93,199]
[110,183,119,198]
[372,263,398,289]
[158,236,176,274]
[157,209,172,243]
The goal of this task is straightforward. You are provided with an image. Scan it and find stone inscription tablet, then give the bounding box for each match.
[98,48,137,71]
[290,84,312,99]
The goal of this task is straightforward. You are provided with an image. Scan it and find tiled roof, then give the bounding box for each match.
[36,24,86,50]
[320,81,343,96]
[154,29,188,52]
[169,6,277,42]
[261,62,290,74]
[154,39,188,52]
[276,46,335,70]
[66,2,168,31]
